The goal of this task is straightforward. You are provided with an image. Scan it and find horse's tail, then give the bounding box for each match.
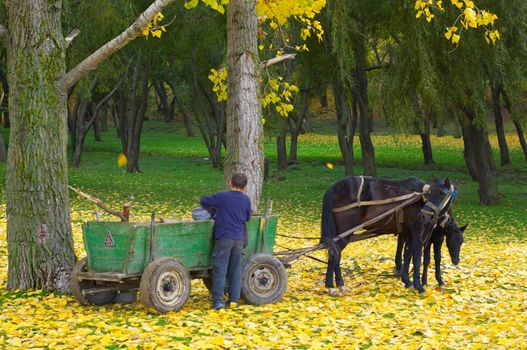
[321,185,340,259]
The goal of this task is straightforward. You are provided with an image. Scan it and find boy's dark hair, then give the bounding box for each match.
[231,173,248,189]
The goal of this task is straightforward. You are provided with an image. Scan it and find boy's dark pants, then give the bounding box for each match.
[212,238,244,306]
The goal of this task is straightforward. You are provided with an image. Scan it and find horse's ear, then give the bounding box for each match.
[460,224,468,232]
[431,175,437,182]
[445,177,451,188]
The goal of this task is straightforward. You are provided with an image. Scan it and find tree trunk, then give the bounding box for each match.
[0,66,9,128]
[154,79,172,122]
[334,78,354,176]
[168,80,195,137]
[513,120,527,162]
[224,0,263,211]
[0,130,6,162]
[419,119,434,165]
[411,93,434,165]
[354,39,376,176]
[491,84,511,166]
[500,88,527,162]
[462,108,500,205]
[6,0,75,292]
[126,60,149,173]
[288,89,309,164]
[459,118,479,181]
[276,132,287,170]
[100,102,108,131]
[92,103,102,141]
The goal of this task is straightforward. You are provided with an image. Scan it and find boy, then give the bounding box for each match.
[200,173,252,309]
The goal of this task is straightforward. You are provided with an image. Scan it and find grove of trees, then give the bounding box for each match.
[0,0,526,291]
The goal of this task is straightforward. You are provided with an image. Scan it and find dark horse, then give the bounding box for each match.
[321,176,455,294]
[395,213,466,287]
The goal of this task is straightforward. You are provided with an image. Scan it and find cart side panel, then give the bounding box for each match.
[245,215,278,255]
[84,222,141,273]
[153,221,214,269]
[126,225,150,274]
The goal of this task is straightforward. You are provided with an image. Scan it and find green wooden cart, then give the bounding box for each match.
[70,215,287,313]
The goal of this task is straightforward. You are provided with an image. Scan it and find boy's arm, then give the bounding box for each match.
[246,199,252,222]
[200,194,218,208]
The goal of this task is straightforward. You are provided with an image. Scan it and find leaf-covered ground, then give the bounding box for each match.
[0,126,526,349]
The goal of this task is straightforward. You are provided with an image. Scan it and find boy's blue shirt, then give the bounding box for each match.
[200,190,252,241]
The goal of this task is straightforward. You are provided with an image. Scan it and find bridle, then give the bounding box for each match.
[419,184,456,244]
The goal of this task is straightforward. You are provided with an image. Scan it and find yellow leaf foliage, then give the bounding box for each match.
[414,0,500,45]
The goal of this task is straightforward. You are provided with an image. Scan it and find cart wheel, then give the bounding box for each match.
[70,257,116,306]
[140,257,191,313]
[241,254,287,305]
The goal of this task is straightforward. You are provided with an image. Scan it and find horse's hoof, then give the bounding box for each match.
[328,288,340,297]
[438,281,445,287]
[394,268,402,277]
[416,287,426,294]
[339,286,350,295]
[404,281,412,288]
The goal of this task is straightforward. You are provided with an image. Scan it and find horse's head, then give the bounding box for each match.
[445,219,466,265]
[419,177,455,226]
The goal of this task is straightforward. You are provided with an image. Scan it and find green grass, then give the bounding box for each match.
[0,119,526,241]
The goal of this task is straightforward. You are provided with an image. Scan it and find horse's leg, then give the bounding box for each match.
[334,251,350,294]
[325,253,336,289]
[434,236,445,286]
[411,232,425,293]
[422,241,432,286]
[395,235,404,276]
[401,238,412,288]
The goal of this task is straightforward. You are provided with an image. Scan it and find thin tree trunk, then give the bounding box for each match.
[513,120,527,162]
[334,78,354,176]
[6,0,74,292]
[288,89,309,164]
[459,118,479,181]
[354,39,376,176]
[225,0,263,211]
[463,107,500,205]
[92,103,102,141]
[276,131,287,170]
[491,84,511,166]
[168,80,195,137]
[501,87,527,162]
[100,102,108,131]
[0,66,9,128]
[154,79,172,122]
[412,93,434,165]
[0,130,6,162]
[126,60,149,173]
[419,119,434,165]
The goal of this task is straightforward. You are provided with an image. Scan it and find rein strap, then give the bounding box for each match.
[333,186,429,214]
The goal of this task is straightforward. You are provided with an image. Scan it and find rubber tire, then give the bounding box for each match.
[140,257,191,314]
[70,257,116,306]
[241,254,287,305]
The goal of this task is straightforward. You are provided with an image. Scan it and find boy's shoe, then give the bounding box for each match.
[227,301,239,309]
[213,302,225,310]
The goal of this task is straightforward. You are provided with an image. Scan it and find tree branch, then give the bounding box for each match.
[65,29,80,48]
[57,0,176,91]
[260,53,296,70]
[365,64,390,72]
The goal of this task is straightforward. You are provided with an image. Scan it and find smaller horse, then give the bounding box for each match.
[395,214,466,287]
[321,176,455,295]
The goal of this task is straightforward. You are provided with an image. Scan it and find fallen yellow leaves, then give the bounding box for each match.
[1,165,527,349]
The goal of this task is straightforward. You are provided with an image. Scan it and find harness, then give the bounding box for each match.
[332,177,455,245]
[332,176,431,213]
